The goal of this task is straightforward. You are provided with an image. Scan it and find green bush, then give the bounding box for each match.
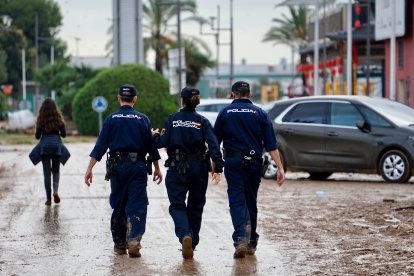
[72,64,178,135]
[0,93,11,120]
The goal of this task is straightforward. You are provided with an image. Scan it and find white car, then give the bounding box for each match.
[197,98,233,125]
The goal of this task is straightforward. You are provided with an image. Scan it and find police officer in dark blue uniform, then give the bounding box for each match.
[84,84,163,258]
[152,87,224,259]
[214,81,285,258]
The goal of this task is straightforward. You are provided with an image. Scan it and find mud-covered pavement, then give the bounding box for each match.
[1,143,414,275]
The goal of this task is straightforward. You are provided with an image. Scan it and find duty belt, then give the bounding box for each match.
[224,150,263,165]
[165,150,206,174]
[110,151,145,163]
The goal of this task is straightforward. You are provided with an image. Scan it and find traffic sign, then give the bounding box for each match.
[92,96,108,113]
[18,99,32,110]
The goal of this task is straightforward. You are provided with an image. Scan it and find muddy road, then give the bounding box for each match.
[1,143,414,275]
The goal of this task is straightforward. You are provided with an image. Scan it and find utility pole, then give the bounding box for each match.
[177,0,183,93]
[229,0,234,85]
[199,7,220,97]
[346,0,352,95]
[389,0,396,100]
[35,13,40,111]
[313,0,320,95]
[365,0,371,96]
[208,0,233,88]
[322,0,327,95]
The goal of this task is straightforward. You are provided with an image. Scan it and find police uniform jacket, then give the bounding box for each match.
[90,105,160,162]
[214,98,277,156]
[154,107,224,172]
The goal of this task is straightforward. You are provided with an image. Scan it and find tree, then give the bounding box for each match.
[182,38,215,86]
[0,0,66,82]
[0,25,29,94]
[143,0,198,74]
[263,5,309,50]
[34,59,101,119]
[0,50,7,82]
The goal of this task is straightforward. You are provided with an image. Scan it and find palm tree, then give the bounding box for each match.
[143,0,199,74]
[263,5,309,51]
[182,37,215,86]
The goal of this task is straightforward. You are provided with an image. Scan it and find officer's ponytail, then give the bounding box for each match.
[189,95,200,109]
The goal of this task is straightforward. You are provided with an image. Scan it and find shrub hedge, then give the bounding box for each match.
[72,64,178,135]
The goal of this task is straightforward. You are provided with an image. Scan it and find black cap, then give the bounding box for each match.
[119,84,137,98]
[181,87,200,102]
[231,81,250,93]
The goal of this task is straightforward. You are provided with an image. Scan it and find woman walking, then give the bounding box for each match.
[34,98,69,206]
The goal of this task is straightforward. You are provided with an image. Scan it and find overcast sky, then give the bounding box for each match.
[54,0,298,65]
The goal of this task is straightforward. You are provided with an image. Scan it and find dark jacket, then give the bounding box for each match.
[29,124,70,165]
[154,107,224,172]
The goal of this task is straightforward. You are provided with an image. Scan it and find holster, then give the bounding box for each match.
[146,155,153,175]
[166,149,207,174]
[205,151,212,172]
[105,152,121,181]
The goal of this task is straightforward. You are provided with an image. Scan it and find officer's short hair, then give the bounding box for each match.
[231,81,250,97]
[118,84,137,102]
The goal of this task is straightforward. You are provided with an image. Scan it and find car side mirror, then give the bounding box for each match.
[356,120,370,133]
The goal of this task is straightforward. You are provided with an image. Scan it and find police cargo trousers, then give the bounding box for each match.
[165,160,209,250]
[224,157,261,248]
[109,160,148,245]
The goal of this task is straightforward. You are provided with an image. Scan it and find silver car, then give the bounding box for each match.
[262,95,414,183]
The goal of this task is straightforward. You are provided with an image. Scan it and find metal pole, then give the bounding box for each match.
[365,0,371,96]
[322,0,327,95]
[229,0,234,85]
[51,44,55,100]
[216,5,220,97]
[98,112,103,132]
[346,0,352,95]
[137,0,144,64]
[177,0,182,92]
[35,13,40,110]
[389,0,396,100]
[22,48,26,101]
[313,0,320,95]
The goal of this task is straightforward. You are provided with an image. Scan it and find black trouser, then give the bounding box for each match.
[165,160,209,250]
[41,155,60,200]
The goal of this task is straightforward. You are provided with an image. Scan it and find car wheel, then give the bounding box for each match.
[308,172,332,180]
[262,152,284,179]
[379,150,411,183]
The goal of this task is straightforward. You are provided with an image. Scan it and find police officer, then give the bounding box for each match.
[152,87,224,259]
[84,84,163,258]
[214,81,285,258]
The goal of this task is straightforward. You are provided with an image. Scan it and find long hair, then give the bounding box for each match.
[183,95,200,109]
[36,98,64,132]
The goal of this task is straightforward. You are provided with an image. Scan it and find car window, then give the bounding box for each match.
[197,103,230,112]
[268,103,294,120]
[197,105,212,112]
[330,102,364,127]
[214,103,230,112]
[283,102,327,124]
[358,105,392,127]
